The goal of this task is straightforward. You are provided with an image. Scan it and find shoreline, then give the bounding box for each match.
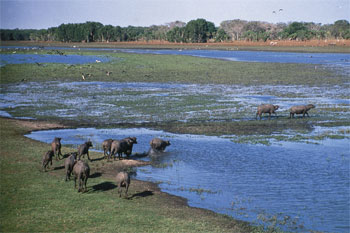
[1,116,255,232]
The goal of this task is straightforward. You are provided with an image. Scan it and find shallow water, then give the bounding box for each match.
[1,81,349,123]
[2,46,350,74]
[26,127,350,232]
[0,53,110,66]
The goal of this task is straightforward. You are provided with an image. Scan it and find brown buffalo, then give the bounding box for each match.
[64,152,78,181]
[42,150,54,172]
[78,141,93,161]
[115,172,130,198]
[150,138,171,152]
[72,160,90,192]
[51,137,62,161]
[102,139,113,159]
[289,104,316,118]
[256,104,279,120]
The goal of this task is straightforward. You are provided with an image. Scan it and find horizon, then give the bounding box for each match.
[1,0,349,30]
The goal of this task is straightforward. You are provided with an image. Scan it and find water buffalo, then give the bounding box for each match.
[115,172,130,198]
[64,152,78,181]
[42,150,54,172]
[73,160,90,192]
[110,138,134,161]
[289,104,316,118]
[78,141,93,162]
[256,104,279,120]
[150,138,171,152]
[102,139,113,159]
[51,137,62,161]
[124,137,137,157]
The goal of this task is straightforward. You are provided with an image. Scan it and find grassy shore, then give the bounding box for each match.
[0,117,262,232]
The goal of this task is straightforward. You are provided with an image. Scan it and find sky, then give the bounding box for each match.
[0,0,349,29]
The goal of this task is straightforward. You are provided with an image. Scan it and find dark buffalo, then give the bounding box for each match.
[78,141,93,161]
[110,138,134,161]
[124,137,137,157]
[42,150,54,172]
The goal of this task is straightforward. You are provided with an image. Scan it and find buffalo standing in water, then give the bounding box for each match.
[289,104,316,118]
[150,138,171,152]
[51,137,62,161]
[256,104,279,120]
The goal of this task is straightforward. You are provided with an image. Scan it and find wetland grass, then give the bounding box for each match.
[1,49,346,86]
[1,48,349,145]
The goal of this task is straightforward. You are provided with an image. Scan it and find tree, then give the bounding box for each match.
[215,28,229,42]
[184,18,216,43]
[331,20,350,39]
[166,26,185,42]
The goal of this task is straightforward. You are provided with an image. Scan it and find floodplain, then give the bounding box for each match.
[0,44,349,232]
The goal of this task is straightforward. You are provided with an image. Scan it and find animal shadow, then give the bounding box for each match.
[53,165,64,170]
[91,181,117,192]
[91,156,105,162]
[89,172,102,178]
[130,190,154,199]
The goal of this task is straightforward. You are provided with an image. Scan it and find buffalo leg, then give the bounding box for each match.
[87,152,91,162]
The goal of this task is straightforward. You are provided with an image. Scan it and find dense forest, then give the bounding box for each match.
[1,19,349,43]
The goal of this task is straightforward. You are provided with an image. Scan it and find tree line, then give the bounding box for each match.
[1,19,349,43]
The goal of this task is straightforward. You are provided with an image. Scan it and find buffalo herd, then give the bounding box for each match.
[42,136,171,196]
[256,104,316,120]
[42,103,315,194]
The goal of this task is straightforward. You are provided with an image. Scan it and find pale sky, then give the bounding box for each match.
[0,0,349,29]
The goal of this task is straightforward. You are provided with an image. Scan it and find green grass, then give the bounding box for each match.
[0,49,346,86]
[0,118,257,232]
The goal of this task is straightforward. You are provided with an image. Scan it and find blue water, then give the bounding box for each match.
[26,127,350,232]
[1,45,350,68]
[0,54,110,66]
[120,48,350,65]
